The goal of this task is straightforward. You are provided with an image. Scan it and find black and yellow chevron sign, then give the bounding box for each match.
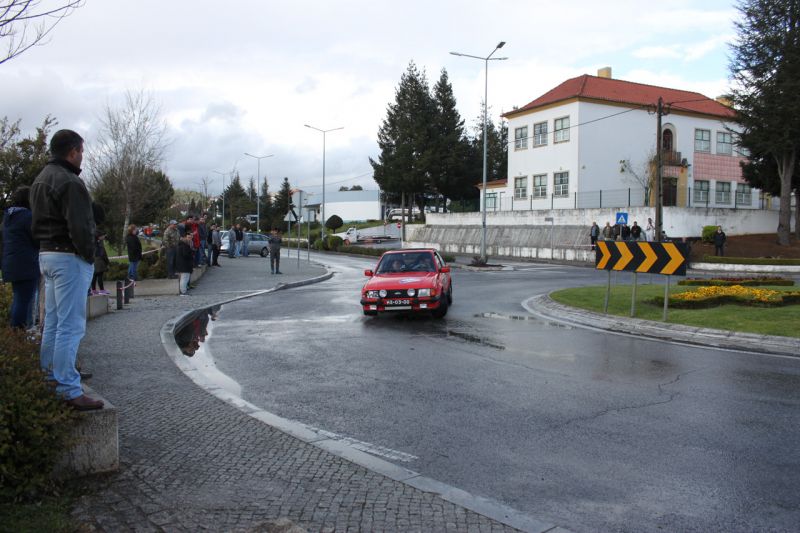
[595,241,688,276]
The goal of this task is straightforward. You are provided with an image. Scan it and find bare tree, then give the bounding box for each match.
[1,0,84,65]
[89,90,169,243]
[619,151,656,205]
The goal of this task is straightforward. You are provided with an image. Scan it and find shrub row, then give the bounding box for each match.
[0,284,75,502]
[678,276,795,287]
[700,255,800,266]
[652,285,800,308]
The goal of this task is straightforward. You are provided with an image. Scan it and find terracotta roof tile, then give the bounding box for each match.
[505,75,734,119]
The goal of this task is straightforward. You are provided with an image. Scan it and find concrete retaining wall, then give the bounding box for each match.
[426,206,794,238]
[55,385,118,477]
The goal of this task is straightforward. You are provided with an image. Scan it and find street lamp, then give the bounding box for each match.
[211,170,230,229]
[451,41,507,262]
[244,152,274,233]
[304,124,343,240]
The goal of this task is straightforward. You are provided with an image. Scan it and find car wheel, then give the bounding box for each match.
[431,297,448,319]
[260,248,268,258]
[363,310,377,316]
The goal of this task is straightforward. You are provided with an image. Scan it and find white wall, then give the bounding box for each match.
[325,201,382,222]
[426,206,792,238]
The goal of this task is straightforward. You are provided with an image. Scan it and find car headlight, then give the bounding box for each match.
[406,288,416,297]
[366,290,380,298]
[417,288,431,297]
[379,289,387,298]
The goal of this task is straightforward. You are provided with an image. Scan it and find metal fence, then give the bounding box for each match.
[486,186,781,212]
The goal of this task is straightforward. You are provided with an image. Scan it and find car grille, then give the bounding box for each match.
[387,289,409,297]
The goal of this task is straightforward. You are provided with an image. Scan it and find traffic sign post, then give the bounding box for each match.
[595,240,688,320]
[615,212,628,225]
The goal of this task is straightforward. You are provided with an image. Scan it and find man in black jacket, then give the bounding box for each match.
[30,129,103,411]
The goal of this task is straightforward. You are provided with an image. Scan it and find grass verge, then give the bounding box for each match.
[550,284,800,338]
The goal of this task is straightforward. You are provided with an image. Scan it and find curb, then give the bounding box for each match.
[159,265,566,533]
[523,293,800,358]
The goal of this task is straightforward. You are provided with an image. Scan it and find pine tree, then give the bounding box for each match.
[273,177,292,228]
[429,69,471,204]
[370,61,436,208]
[730,0,800,244]
[224,174,249,224]
[258,176,272,231]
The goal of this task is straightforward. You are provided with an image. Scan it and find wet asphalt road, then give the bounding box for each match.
[198,254,800,532]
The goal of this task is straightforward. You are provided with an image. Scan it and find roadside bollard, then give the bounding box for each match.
[116,280,123,310]
[124,279,132,304]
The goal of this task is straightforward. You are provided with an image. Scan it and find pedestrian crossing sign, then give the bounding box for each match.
[616,212,628,225]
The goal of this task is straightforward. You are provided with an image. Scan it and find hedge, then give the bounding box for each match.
[0,284,75,502]
[678,276,795,287]
[701,255,800,266]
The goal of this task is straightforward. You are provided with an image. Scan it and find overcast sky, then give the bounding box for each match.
[2,0,740,198]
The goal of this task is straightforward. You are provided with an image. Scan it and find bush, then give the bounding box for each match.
[0,283,12,326]
[0,329,75,502]
[679,276,795,287]
[325,214,344,233]
[326,235,344,251]
[701,225,717,243]
[313,238,327,251]
[701,255,800,266]
[651,285,800,308]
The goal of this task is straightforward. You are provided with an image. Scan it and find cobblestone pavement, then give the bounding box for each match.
[73,253,522,532]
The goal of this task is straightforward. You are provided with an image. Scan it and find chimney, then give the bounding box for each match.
[597,67,612,79]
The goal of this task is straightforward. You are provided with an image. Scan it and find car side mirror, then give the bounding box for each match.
[439,266,450,273]
[364,269,374,277]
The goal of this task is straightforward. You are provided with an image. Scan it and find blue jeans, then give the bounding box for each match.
[39,252,93,400]
[128,260,139,280]
[10,277,38,328]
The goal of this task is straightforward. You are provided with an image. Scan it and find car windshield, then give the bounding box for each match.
[376,252,435,273]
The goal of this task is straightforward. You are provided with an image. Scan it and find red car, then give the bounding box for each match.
[361,249,453,318]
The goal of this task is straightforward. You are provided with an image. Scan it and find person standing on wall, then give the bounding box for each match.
[30,129,103,410]
[630,221,642,241]
[1,186,40,329]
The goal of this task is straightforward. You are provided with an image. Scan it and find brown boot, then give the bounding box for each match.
[65,394,104,411]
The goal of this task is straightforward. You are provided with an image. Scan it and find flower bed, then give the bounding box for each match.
[656,285,800,308]
[678,276,795,287]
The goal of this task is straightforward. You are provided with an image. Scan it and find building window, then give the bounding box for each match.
[717,132,733,155]
[533,122,548,146]
[694,180,709,204]
[736,183,753,205]
[514,126,528,150]
[554,172,569,196]
[485,192,498,209]
[695,129,711,152]
[532,174,547,198]
[554,117,570,142]
[734,144,751,157]
[715,181,731,204]
[662,129,673,152]
[514,176,528,199]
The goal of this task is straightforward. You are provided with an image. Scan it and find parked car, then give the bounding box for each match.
[360,248,453,318]
[220,231,271,257]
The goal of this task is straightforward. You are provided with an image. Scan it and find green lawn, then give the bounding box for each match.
[550,284,800,338]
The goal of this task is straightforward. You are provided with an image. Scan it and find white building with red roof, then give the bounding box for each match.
[489,68,757,213]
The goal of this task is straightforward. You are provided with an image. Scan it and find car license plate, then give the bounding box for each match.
[386,299,411,305]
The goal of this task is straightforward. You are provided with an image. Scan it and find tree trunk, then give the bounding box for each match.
[776,150,796,246]
[795,188,799,240]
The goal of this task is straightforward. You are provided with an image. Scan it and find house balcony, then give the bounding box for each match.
[662,151,687,166]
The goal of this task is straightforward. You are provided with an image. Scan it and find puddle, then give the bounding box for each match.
[475,311,573,330]
[175,305,221,357]
[445,329,506,350]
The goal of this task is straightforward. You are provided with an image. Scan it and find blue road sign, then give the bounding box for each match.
[616,212,628,225]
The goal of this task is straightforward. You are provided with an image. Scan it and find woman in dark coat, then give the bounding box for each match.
[125,224,143,281]
[1,187,40,328]
[92,231,110,294]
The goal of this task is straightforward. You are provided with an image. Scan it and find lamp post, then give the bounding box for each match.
[244,152,274,233]
[451,41,507,263]
[211,170,230,229]
[304,124,343,240]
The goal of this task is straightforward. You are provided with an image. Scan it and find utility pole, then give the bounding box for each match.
[655,97,663,243]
